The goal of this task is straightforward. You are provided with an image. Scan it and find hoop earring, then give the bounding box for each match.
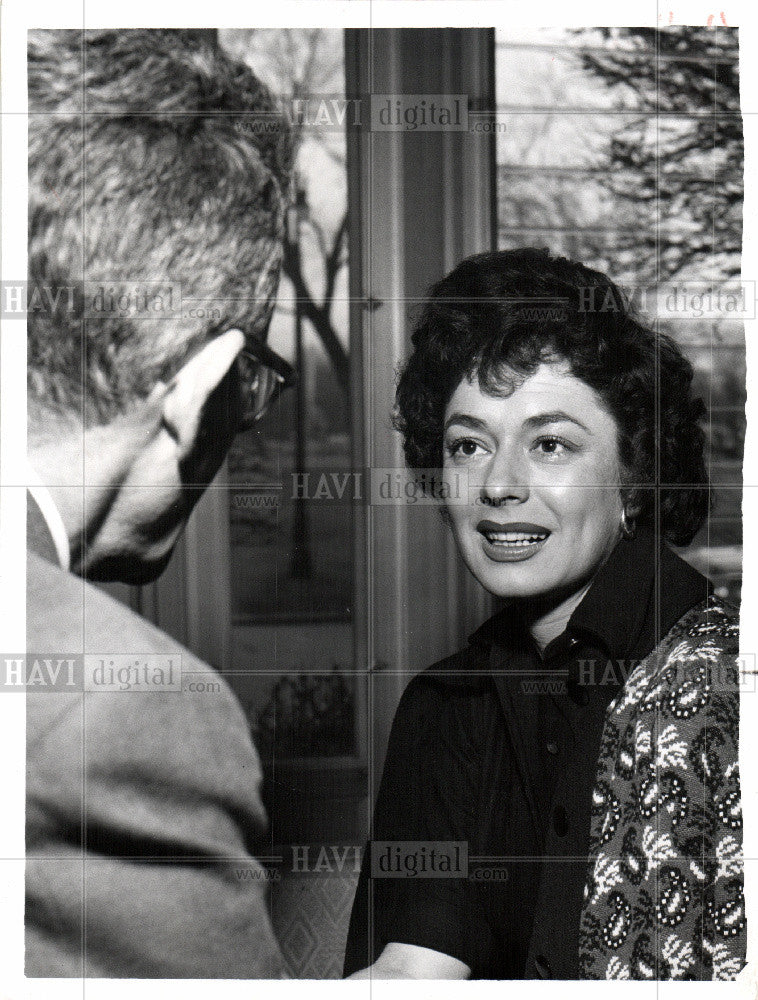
[620,507,636,540]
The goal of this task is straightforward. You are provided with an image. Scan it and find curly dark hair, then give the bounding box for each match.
[394,248,709,546]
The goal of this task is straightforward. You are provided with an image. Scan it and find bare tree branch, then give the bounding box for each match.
[573,25,742,282]
[232,28,350,399]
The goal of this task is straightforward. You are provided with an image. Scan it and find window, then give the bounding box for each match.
[219,29,359,765]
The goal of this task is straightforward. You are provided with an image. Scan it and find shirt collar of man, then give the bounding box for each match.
[26,471,71,572]
[468,524,712,687]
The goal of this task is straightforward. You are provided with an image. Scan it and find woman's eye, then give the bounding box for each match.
[447,437,486,459]
[532,436,574,457]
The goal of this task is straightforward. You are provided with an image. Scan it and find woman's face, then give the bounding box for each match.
[442,360,625,604]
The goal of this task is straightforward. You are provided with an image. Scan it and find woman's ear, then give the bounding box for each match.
[619,480,643,520]
[623,493,643,523]
[161,329,245,460]
[619,487,644,542]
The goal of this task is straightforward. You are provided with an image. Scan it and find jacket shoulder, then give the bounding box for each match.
[28,550,214,669]
[612,596,740,713]
[26,552,252,765]
[667,593,740,651]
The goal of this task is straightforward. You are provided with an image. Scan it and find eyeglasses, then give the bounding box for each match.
[236,334,297,430]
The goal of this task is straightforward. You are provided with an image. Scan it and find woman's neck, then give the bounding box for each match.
[523,579,594,654]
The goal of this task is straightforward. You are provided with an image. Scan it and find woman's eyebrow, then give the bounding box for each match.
[443,413,489,433]
[522,411,592,433]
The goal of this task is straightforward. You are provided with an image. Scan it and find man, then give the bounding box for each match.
[26,29,293,977]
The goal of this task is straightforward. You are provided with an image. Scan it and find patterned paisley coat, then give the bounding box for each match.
[579,596,746,980]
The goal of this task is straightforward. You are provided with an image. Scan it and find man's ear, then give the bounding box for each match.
[161,329,245,460]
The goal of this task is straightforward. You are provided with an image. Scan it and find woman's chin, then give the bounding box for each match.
[470,562,550,601]
[467,551,578,605]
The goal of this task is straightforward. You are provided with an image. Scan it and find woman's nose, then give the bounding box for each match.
[478,448,530,506]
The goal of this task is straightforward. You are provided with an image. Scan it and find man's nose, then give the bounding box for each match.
[478,447,530,506]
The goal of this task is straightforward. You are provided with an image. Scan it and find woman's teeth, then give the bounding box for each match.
[485,532,547,546]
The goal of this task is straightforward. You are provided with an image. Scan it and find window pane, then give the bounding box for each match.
[221,29,356,759]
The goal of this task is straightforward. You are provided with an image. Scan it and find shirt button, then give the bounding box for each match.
[534,954,552,978]
[553,805,569,837]
[545,741,559,755]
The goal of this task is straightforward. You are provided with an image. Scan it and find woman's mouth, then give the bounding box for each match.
[476,521,551,562]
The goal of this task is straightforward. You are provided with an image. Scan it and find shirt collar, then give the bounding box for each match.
[26,467,71,572]
[469,524,711,669]
[565,524,711,663]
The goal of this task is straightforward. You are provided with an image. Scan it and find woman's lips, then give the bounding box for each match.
[476,520,551,562]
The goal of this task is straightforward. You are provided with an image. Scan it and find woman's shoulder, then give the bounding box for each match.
[405,642,492,690]
[391,643,497,731]
[661,592,739,656]
[611,594,741,721]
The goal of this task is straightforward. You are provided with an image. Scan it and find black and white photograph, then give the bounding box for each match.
[1,0,756,992]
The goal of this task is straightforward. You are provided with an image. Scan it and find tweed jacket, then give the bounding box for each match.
[26,495,284,977]
[579,595,746,980]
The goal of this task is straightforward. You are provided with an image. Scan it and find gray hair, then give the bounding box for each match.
[28,29,292,425]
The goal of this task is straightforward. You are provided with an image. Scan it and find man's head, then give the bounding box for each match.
[27,29,293,581]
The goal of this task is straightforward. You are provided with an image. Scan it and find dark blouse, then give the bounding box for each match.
[343,526,712,979]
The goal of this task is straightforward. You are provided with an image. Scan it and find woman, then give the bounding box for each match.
[343,248,745,981]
